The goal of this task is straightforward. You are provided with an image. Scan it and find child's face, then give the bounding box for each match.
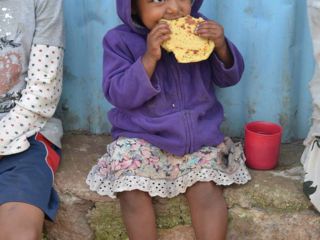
[134,0,192,30]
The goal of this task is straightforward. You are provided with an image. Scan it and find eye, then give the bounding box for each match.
[152,0,166,3]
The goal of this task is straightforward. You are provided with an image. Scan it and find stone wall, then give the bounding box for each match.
[44,134,320,240]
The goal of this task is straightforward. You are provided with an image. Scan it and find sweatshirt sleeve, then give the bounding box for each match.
[102,32,160,110]
[0,44,63,155]
[210,38,245,88]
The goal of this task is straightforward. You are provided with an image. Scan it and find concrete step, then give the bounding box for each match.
[44,134,320,240]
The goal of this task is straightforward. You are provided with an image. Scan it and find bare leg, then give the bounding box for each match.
[118,190,157,240]
[0,202,44,240]
[185,182,228,240]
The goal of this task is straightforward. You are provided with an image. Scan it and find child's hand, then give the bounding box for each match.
[195,20,226,51]
[142,22,171,78]
[196,20,233,67]
[145,22,171,62]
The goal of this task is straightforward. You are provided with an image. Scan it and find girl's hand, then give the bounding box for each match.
[142,22,171,78]
[196,20,233,67]
[195,20,226,50]
[144,22,171,62]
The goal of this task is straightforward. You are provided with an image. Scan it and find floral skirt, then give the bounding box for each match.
[86,137,251,198]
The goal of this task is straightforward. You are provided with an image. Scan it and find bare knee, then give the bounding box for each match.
[118,190,152,213]
[0,203,44,240]
[2,228,42,240]
[186,182,227,209]
[0,218,42,240]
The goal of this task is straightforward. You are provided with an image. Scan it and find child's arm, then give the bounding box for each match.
[0,0,64,156]
[102,25,170,110]
[103,33,160,110]
[142,22,171,78]
[0,45,63,156]
[196,20,244,87]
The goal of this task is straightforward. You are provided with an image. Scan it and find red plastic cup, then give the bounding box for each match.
[244,121,283,170]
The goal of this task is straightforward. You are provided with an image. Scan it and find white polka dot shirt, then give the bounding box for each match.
[0,44,64,155]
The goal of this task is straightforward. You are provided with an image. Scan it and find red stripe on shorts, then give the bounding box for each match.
[35,133,60,174]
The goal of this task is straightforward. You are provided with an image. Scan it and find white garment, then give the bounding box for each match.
[0,44,63,155]
[301,0,320,212]
[301,137,320,212]
[306,0,320,144]
[0,0,64,155]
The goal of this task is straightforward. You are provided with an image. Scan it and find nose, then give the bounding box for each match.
[166,0,179,15]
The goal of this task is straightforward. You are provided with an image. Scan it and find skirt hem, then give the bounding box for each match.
[86,166,251,199]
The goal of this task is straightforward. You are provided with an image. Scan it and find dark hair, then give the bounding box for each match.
[131,0,144,27]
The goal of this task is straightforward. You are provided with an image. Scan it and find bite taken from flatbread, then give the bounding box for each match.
[161,15,215,63]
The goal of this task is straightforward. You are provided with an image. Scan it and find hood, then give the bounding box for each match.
[116,0,204,34]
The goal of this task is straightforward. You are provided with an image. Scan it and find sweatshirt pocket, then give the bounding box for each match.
[144,72,178,117]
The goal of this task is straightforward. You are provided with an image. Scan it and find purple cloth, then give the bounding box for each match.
[103,0,244,156]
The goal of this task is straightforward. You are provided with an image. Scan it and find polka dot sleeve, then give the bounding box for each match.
[0,44,64,155]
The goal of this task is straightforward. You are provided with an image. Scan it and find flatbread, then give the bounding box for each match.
[161,16,215,63]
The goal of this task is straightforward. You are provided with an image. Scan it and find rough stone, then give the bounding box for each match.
[228,207,320,240]
[224,169,310,211]
[87,201,126,240]
[44,134,320,240]
[45,193,95,240]
[158,226,195,240]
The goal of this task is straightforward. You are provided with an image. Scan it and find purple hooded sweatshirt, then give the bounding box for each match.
[103,0,244,156]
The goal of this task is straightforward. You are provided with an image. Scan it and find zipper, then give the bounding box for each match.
[170,56,183,111]
[170,56,193,153]
[184,111,193,153]
[188,111,193,153]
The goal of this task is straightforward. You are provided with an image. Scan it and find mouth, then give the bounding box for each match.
[163,15,187,21]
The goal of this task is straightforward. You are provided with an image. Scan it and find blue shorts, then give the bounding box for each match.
[0,133,61,221]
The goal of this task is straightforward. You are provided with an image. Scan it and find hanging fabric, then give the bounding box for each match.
[301,0,320,212]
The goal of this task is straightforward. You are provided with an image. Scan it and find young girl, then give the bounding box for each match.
[87,0,251,239]
[0,0,64,239]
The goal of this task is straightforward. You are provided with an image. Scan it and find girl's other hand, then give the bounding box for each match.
[195,20,226,50]
[144,22,171,62]
[196,20,233,68]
